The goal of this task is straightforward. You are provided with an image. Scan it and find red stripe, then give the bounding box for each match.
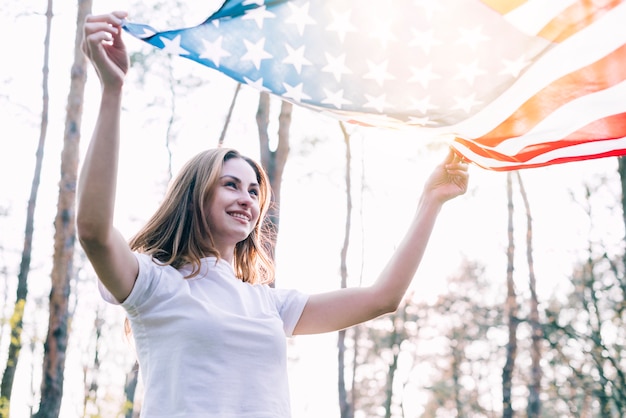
[563,112,626,140]
[466,148,626,171]
[538,0,622,43]
[455,113,626,164]
[475,43,626,147]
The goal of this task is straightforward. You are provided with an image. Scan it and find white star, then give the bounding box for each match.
[135,26,155,39]
[453,60,487,85]
[243,76,270,92]
[409,96,438,114]
[409,29,442,55]
[242,5,275,29]
[408,64,441,89]
[199,36,231,67]
[452,93,482,113]
[241,38,272,70]
[321,89,352,108]
[282,82,311,103]
[407,116,436,126]
[412,0,445,20]
[364,60,395,87]
[363,93,391,113]
[370,19,397,49]
[325,9,356,43]
[322,53,352,82]
[500,55,531,78]
[456,26,490,50]
[286,2,316,35]
[283,44,311,74]
[160,35,190,56]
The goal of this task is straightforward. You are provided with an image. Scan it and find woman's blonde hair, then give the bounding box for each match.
[128,148,275,284]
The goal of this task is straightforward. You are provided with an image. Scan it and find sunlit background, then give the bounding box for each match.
[1,1,623,417]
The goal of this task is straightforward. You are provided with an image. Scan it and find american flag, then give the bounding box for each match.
[123,0,626,171]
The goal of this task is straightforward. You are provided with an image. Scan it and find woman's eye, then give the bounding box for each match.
[249,188,259,197]
[225,181,237,189]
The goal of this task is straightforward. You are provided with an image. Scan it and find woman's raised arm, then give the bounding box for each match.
[76,11,138,302]
[293,149,469,335]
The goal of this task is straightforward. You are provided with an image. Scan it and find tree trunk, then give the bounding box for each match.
[33,0,91,416]
[516,172,542,418]
[617,157,626,315]
[502,172,519,418]
[256,93,291,267]
[82,314,103,417]
[217,83,241,147]
[123,361,140,418]
[337,122,353,418]
[0,1,53,416]
[383,308,404,418]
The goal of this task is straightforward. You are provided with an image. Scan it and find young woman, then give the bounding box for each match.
[77,11,470,418]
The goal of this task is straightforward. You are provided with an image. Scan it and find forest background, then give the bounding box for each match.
[1,0,625,417]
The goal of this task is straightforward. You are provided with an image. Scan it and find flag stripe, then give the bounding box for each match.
[456,112,626,163]
[503,0,574,36]
[539,0,622,42]
[476,43,626,146]
[458,80,626,160]
[441,3,626,140]
[453,136,626,170]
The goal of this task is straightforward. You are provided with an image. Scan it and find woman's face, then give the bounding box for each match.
[204,157,261,259]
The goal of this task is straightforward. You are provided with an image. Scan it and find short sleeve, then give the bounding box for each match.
[97,252,163,310]
[270,288,309,337]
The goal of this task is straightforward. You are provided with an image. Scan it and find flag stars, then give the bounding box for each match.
[286,1,316,35]
[242,5,275,29]
[282,82,311,103]
[409,95,438,114]
[412,0,445,20]
[132,25,156,39]
[243,76,270,92]
[452,93,482,113]
[369,20,398,49]
[321,88,352,108]
[363,93,391,113]
[325,9,356,43]
[500,55,531,78]
[241,38,273,70]
[283,44,311,74]
[159,35,190,56]
[409,29,442,55]
[199,36,231,67]
[407,115,436,127]
[453,60,487,85]
[408,63,441,89]
[364,60,395,87]
[456,26,490,50]
[322,53,352,82]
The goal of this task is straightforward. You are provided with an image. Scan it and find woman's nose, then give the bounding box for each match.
[237,191,253,206]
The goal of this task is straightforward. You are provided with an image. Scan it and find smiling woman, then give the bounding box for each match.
[75,10,468,417]
[128,148,274,284]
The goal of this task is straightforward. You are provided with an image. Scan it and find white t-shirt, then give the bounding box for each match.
[99,252,309,418]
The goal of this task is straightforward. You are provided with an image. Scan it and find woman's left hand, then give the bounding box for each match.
[423,148,470,204]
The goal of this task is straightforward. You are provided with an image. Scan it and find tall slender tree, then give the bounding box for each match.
[33,1,92,416]
[255,93,291,268]
[337,121,354,418]
[502,172,519,418]
[0,1,53,416]
[515,172,543,417]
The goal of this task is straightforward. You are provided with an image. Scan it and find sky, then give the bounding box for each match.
[1,1,625,417]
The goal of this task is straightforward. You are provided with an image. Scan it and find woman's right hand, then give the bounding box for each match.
[82,11,129,89]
